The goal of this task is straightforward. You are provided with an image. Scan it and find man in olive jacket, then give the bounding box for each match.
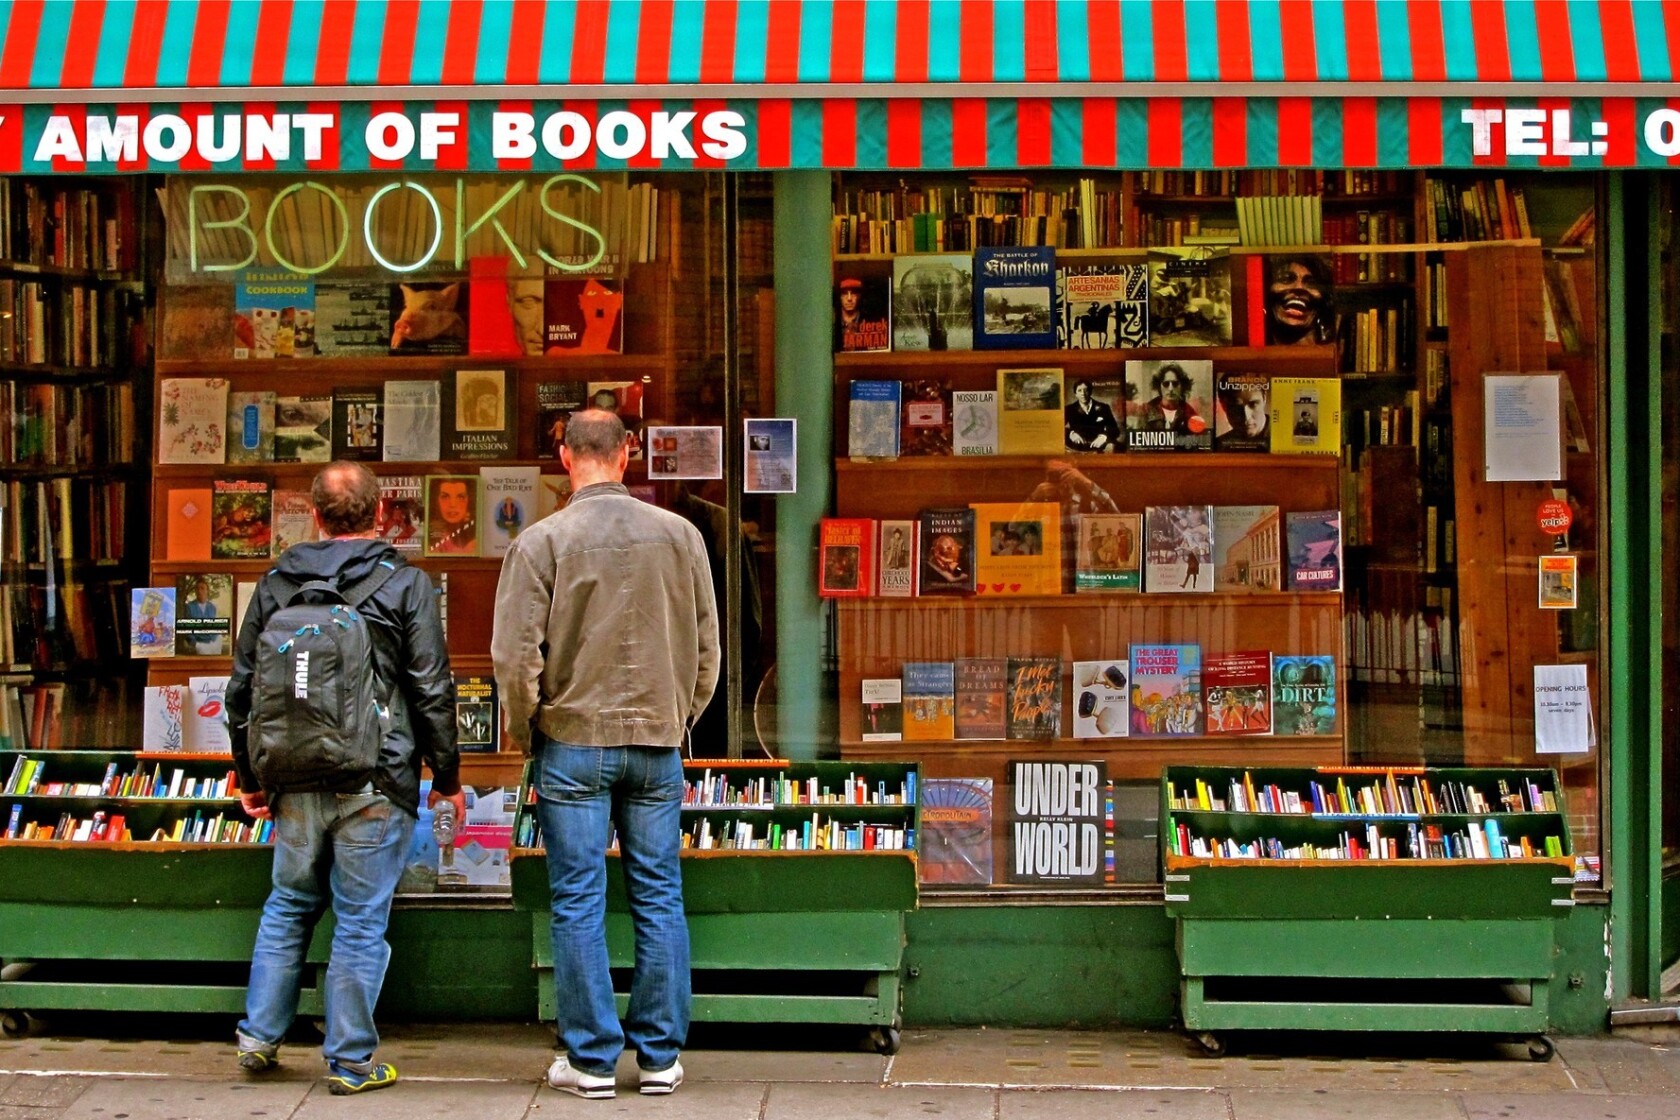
[492,409,719,1099]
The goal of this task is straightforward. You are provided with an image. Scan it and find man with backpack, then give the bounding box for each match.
[225,461,463,1095]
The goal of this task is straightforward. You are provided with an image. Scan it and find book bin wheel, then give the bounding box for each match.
[1526,1036,1555,1062]
[869,1026,901,1056]
[0,1011,28,1039]
[1193,1031,1226,1058]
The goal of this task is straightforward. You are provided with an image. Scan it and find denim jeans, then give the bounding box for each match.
[535,738,689,1076]
[239,789,415,1068]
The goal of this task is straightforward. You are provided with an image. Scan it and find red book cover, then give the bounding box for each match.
[467,256,524,357]
[1203,650,1273,736]
[1245,254,1266,345]
[818,518,877,598]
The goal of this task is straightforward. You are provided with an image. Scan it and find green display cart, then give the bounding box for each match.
[511,759,918,1054]
[1161,765,1574,1060]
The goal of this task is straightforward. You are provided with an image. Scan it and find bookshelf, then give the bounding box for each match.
[1161,764,1571,1059]
[509,759,918,1053]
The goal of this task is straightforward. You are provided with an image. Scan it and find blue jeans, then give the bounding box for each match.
[239,789,415,1068]
[535,738,689,1076]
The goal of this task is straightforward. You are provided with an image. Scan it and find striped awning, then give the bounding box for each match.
[4,1,1680,171]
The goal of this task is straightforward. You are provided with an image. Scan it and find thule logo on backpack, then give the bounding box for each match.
[293,650,310,698]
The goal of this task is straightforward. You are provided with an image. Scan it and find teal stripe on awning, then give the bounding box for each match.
[1313,0,1349,82]
[603,0,641,83]
[475,0,512,85]
[1632,3,1671,82]
[154,1,198,87]
[1637,98,1674,166]
[920,98,953,169]
[862,0,897,82]
[410,0,453,85]
[1247,98,1279,168]
[667,0,705,83]
[731,0,768,83]
[1055,2,1088,81]
[1376,99,1410,167]
[1120,0,1153,81]
[855,99,887,168]
[1180,98,1213,167]
[92,0,136,87]
[796,0,832,82]
[337,100,371,168]
[1115,98,1149,164]
[1439,97,1474,163]
[1312,98,1343,168]
[1440,1,1479,81]
[992,0,1025,83]
[283,0,323,86]
[1249,1,1284,82]
[1050,100,1081,165]
[1184,0,1219,81]
[1374,1,1411,80]
[219,0,260,87]
[27,0,70,87]
[538,1,575,83]
[789,97,824,166]
[1503,1,1542,83]
[1568,97,1604,169]
[925,5,959,81]
[986,98,1015,168]
[1567,0,1606,82]
[345,1,387,84]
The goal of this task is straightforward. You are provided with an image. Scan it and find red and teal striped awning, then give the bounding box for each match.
[4,1,1680,171]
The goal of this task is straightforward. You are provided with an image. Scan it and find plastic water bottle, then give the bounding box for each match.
[432,799,465,885]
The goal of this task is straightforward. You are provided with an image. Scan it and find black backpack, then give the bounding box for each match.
[246,562,398,791]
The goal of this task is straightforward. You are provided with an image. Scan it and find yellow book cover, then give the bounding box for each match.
[1269,377,1341,455]
[970,501,1063,595]
[996,368,1064,455]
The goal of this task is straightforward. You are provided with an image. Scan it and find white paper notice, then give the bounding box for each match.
[1484,374,1563,482]
[645,426,724,481]
[1534,663,1594,755]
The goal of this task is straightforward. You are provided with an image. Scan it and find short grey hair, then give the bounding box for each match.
[312,462,381,535]
[564,408,628,463]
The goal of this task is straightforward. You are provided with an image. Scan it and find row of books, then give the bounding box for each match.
[848,369,1342,457]
[2,807,273,845]
[1423,176,1534,244]
[682,771,916,809]
[2,381,136,467]
[3,478,129,566]
[833,178,1123,253]
[683,818,913,852]
[821,506,1342,600]
[2,579,131,671]
[0,279,143,370]
[1168,770,1559,817]
[0,679,134,751]
[1,757,239,802]
[861,649,1338,743]
[1344,605,1462,688]
[1340,300,1413,375]
[1132,170,1414,199]
[0,180,133,273]
[1170,819,1566,861]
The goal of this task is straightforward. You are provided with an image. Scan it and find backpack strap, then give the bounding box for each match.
[268,561,400,611]
[340,560,400,609]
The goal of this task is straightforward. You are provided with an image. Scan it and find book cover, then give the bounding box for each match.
[467,255,527,357]
[1005,759,1105,884]
[158,378,229,465]
[954,657,1007,740]
[545,276,624,354]
[1124,359,1213,451]
[225,390,276,463]
[1270,376,1342,455]
[377,475,424,553]
[141,684,186,751]
[425,475,481,557]
[974,245,1058,350]
[1148,247,1234,346]
[211,479,273,560]
[447,369,515,460]
[919,777,994,885]
[1286,510,1344,591]
[174,573,234,657]
[1005,656,1062,740]
[952,390,999,455]
[1128,643,1203,736]
[390,280,468,355]
[536,474,573,520]
[818,518,877,598]
[1214,373,1272,452]
[877,519,916,597]
[1072,660,1130,739]
[860,678,903,741]
[848,380,902,459]
[996,367,1064,455]
[1273,654,1338,735]
[233,275,311,358]
[454,675,499,752]
[902,661,956,741]
[892,253,974,351]
[183,675,232,753]
[235,580,258,631]
[382,380,442,462]
[833,272,892,353]
[313,282,390,356]
[585,381,645,459]
[1212,505,1282,592]
[481,466,540,558]
[1203,650,1274,735]
[971,501,1062,595]
[271,489,318,555]
[534,381,589,460]
[1058,262,1149,348]
[165,488,214,561]
[918,508,976,595]
[1074,513,1142,592]
[1143,505,1214,593]
[1063,375,1125,453]
[331,390,383,460]
[1261,255,1339,345]
[274,394,332,462]
[900,379,953,456]
[130,587,177,658]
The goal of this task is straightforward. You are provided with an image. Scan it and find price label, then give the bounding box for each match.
[1536,499,1573,535]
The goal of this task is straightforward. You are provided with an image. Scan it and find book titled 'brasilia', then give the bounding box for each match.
[974,246,1059,350]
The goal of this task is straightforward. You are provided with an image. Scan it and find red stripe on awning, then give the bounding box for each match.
[763,0,800,84]
[1022,1,1058,81]
[1343,97,1377,166]
[951,98,987,166]
[895,0,930,83]
[1017,97,1051,164]
[441,1,484,86]
[635,0,673,84]
[1212,98,1246,167]
[1534,3,1576,82]
[1596,0,1640,82]
[1601,96,1638,165]
[1277,97,1312,164]
[1147,96,1181,166]
[1666,2,1680,86]
[0,0,44,89]
[625,99,661,168]
[822,97,857,167]
[1152,0,1188,82]
[1281,3,1318,81]
[494,97,533,170]
[378,0,420,86]
[250,1,294,86]
[433,98,470,169]
[59,0,106,89]
[1217,2,1253,83]
[1469,3,1511,81]
[691,97,730,168]
[1087,1,1122,81]
[960,0,993,82]
[505,2,545,84]
[315,0,356,86]
[1081,97,1117,165]
[188,1,232,88]
[756,98,791,168]
[570,0,610,86]
[123,2,166,88]
[1344,0,1382,81]
[1470,96,1507,165]
[1669,96,1680,167]
[0,104,24,172]
[1407,0,1447,81]
[365,99,406,170]
[887,98,921,168]
[50,103,85,173]
[699,1,738,85]
[561,99,598,169]
[241,100,277,169]
[830,0,865,82]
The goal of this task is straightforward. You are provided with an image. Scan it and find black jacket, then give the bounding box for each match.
[226,538,460,816]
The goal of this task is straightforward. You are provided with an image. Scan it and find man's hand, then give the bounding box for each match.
[428,787,467,822]
[241,790,271,820]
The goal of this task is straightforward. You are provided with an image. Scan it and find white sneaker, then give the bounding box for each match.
[546,1055,616,1099]
[638,1058,683,1095]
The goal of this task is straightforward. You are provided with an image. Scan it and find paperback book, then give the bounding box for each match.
[425,475,481,557]
[848,380,902,459]
[225,390,276,463]
[974,245,1058,350]
[233,276,311,359]
[1006,759,1105,885]
[953,657,1007,740]
[545,276,624,354]
[971,501,1061,595]
[158,378,229,465]
[918,508,976,595]
[1063,375,1125,453]
[900,380,953,456]
[1203,651,1274,735]
[534,381,589,459]
[183,675,232,753]
[952,391,999,455]
[1214,373,1272,452]
[447,369,515,460]
[141,684,186,750]
[1074,513,1142,592]
[377,476,425,553]
[902,661,956,741]
[1129,643,1202,737]
[1005,656,1061,741]
[382,380,443,462]
[892,253,974,351]
[1270,377,1343,455]
[919,777,994,885]
[1057,262,1149,349]
[996,368,1064,455]
[273,395,332,462]
[1072,660,1130,739]
[1286,510,1344,591]
[271,490,317,555]
[1273,654,1338,735]
[1212,505,1282,592]
[129,587,177,658]
[313,283,391,356]
[164,488,213,561]
[454,675,499,752]
[833,273,892,353]
[818,518,877,598]
[1124,359,1213,451]
[1143,505,1214,594]
[174,573,234,657]
[331,390,383,460]
[481,466,540,558]
[211,479,273,560]
[860,678,904,742]
[390,280,468,355]
[1148,248,1233,346]
[877,520,916,597]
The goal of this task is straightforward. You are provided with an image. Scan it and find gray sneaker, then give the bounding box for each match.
[546,1055,616,1099]
[638,1058,683,1095]
[235,1031,278,1074]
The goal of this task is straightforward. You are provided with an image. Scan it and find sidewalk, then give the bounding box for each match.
[3,1021,1678,1119]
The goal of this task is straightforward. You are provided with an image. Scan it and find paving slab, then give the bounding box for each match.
[1553,1037,1680,1095]
[685,1048,887,1085]
[290,1078,537,1120]
[999,1087,1232,1120]
[0,1078,88,1109]
[56,1077,311,1120]
[1460,1093,1680,1120]
[765,1082,996,1119]
[524,1080,768,1118]
[1227,1090,1467,1120]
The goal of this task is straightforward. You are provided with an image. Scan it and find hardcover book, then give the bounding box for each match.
[425,475,481,557]
[833,273,892,353]
[1124,359,1213,451]
[919,777,994,885]
[1203,651,1274,735]
[1005,759,1105,885]
[1143,505,1214,594]
[313,282,391,356]
[158,378,229,465]
[534,381,589,460]
[382,380,443,462]
[1148,248,1233,346]
[918,508,976,595]
[377,476,424,553]
[952,390,999,455]
[848,380,902,459]
[860,678,904,742]
[1072,660,1131,739]
[1270,377,1343,455]
[233,277,310,359]
[271,490,318,555]
[1074,513,1142,592]
[1005,656,1062,741]
[996,368,1064,455]
[141,684,186,751]
[129,587,177,658]
[818,518,877,598]
[273,395,332,462]
[877,520,916,598]
[174,573,234,657]
[183,675,232,753]
[1286,510,1344,591]
[1214,373,1272,452]
[892,253,974,351]
[1273,654,1338,735]
[390,280,468,355]
[953,657,1007,740]
[1212,505,1282,592]
[974,245,1058,350]
[545,276,624,354]
[445,369,515,460]
[1063,375,1125,453]
[225,390,276,464]
[454,675,499,752]
[1058,262,1149,349]
[900,379,953,456]
[971,501,1062,595]
[331,390,383,460]
[210,479,273,560]
[1128,643,1203,737]
[902,661,956,741]
[164,488,214,561]
[481,466,540,558]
